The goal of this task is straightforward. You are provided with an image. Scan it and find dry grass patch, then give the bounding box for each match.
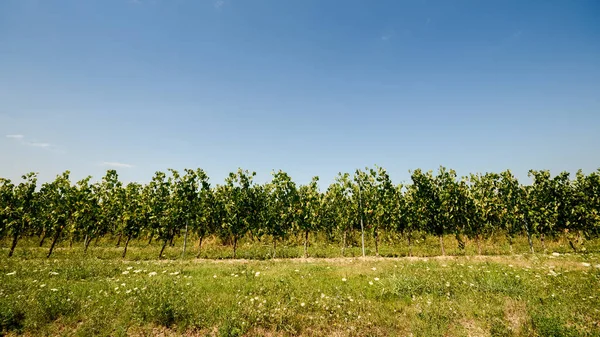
[459,318,490,337]
[503,298,528,334]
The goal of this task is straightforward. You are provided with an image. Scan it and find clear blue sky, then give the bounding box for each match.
[1,0,599,187]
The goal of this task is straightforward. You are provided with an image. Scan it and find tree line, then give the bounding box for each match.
[1,166,599,258]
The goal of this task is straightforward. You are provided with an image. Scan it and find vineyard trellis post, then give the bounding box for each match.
[358,177,365,258]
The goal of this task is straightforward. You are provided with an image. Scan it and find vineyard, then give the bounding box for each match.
[2,166,600,336]
[1,166,600,259]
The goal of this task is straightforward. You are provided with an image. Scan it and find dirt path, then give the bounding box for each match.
[145,253,599,271]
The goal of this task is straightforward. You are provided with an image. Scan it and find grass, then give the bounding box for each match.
[1,234,599,336]
[1,241,600,336]
[5,231,600,260]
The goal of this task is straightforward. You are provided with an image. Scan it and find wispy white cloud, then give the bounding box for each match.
[102,161,134,168]
[27,142,51,148]
[380,32,394,41]
[379,28,396,42]
[5,134,62,153]
[214,0,225,9]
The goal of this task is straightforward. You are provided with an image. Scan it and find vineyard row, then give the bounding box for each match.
[1,166,599,258]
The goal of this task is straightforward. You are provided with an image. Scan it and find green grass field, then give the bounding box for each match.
[1,236,600,336]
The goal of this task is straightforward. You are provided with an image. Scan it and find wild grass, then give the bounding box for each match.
[1,242,599,336]
[4,231,599,261]
[1,234,599,335]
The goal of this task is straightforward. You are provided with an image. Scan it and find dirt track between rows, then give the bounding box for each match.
[146,253,599,271]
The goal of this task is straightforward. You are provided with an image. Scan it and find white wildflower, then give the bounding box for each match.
[445,282,450,287]
[133,269,142,273]
[148,272,157,277]
[369,281,374,285]
[371,267,377,271]
[582,262,591,267]
[213,275,217,278]
[374,277,380,281]
[342,278,347,282]
[127,266,133,270]
[50,288,58,292]
[552,252,560,257]
[122,271,129,275]
[5,271,16,276]
[255,271,260,277]
[300,302,305,307]
[49,271,58,275]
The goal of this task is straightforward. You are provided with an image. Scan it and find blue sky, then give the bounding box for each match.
[1,0,599,187]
